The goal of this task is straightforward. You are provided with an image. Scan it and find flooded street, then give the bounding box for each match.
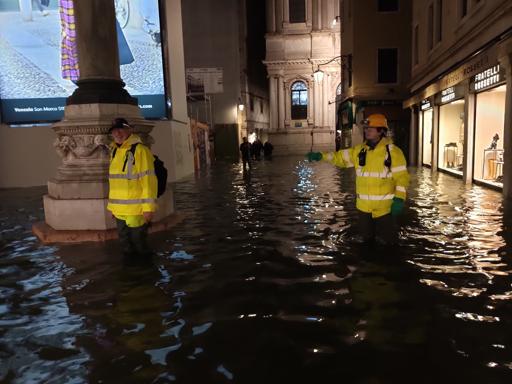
[1,157,512,383]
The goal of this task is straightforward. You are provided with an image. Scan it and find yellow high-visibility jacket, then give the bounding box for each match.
[322,137,409,218]
[107,134,158,216]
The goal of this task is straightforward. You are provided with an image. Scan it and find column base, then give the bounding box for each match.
[42,188,174,230]
[67,78,138,106]
[33,212,185,244]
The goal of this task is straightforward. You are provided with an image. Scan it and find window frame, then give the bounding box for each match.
[290,81,308,120]
[377,48,399,84]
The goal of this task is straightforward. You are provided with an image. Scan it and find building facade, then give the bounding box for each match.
[339,0,412,155]
[182,0,270,161]
[264,0,341,154]
[405,0,512,197]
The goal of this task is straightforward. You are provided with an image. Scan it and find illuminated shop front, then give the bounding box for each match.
[436,85,465,176]
[471,64,506,188]
[419,99,433,166]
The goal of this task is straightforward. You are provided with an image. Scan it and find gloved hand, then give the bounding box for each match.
[391,197,404,216]
[306,152,322,162]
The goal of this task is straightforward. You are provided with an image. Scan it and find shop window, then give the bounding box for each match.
[438,100,465,175]
[473,85,506,185]
[377,0,399,12]
[291,81,308,120]
[377,48,398,84]
[422,109,433,166]
[289,0,306,23]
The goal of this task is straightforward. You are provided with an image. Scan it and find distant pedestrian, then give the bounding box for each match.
[263,141,274,159]
[240,137,251,171]
[108,118,158,258]
[252,139,263,160]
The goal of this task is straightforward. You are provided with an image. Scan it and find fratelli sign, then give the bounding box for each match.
[404,46,498,108]
[471,64,505,92]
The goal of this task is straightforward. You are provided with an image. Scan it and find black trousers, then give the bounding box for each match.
[357,211,398,245]
[115,219,151,256]
[242,157,251,170]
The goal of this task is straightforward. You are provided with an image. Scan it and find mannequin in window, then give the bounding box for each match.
[488,133,499,150]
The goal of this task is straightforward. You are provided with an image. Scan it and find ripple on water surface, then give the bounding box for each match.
[1,164,512,382]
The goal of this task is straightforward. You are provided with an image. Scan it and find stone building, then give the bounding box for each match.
[264,0,341,154]
[182,0,270,161]
[404,0,512,196]
[338,0,412,155]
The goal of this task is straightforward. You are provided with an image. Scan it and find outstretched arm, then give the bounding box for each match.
[320,148,356,169]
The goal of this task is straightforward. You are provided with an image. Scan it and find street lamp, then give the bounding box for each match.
[238,98,245,111]
[312,55,347,82]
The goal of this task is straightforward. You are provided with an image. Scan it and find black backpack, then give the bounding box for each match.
[114,143,168,198]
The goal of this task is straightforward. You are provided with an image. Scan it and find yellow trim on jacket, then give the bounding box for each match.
[321,137,409,218]
[107,134,158,216]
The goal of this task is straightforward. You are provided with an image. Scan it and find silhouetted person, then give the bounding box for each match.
[240,137,251,171]
[252,139,263,160]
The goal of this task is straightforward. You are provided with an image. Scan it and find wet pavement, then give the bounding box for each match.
[1,157,512,383]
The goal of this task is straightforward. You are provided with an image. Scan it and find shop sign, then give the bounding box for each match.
[404,46,497,108]
[440,87,455,103]
[420,99,431,111]
[472,65,504,92]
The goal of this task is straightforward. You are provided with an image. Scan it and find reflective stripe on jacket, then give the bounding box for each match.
[322,137,409,218]
[107,134,158,216]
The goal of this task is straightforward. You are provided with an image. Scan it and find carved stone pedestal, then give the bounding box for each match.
[41,103,173,232]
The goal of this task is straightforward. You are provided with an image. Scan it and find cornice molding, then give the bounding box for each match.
[410,3,512,92]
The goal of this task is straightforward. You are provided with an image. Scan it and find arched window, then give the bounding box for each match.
[291,81,308,120]
[336,83,342,96]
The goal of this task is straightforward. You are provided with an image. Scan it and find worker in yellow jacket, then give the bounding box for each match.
[307,113,409,245]
[107,118,158,257]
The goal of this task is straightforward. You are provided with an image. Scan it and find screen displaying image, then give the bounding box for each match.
[0,0,166,124]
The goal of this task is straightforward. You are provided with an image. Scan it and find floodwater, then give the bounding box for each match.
[1,157,512,383]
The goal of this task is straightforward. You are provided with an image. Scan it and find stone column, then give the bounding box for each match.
[462,86,475,184]
[278,75,285,130]
[431,105,439,172]
[322,73,329,128]
[42,0,160,232]
[284,80,291,128]
[269,76,278,130]
[283,0,290,23]
[67,0,136,106]
[276,0,284,33]
[266,0,276,32]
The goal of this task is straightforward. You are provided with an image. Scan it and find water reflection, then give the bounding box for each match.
[1,163,512,382]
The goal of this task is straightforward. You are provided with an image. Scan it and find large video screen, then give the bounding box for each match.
[0,0,166,124]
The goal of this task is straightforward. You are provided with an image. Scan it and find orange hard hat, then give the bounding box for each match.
[362,114,388,129]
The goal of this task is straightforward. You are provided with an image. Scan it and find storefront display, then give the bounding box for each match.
[437,86,465,175]
[472,68,506,186]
